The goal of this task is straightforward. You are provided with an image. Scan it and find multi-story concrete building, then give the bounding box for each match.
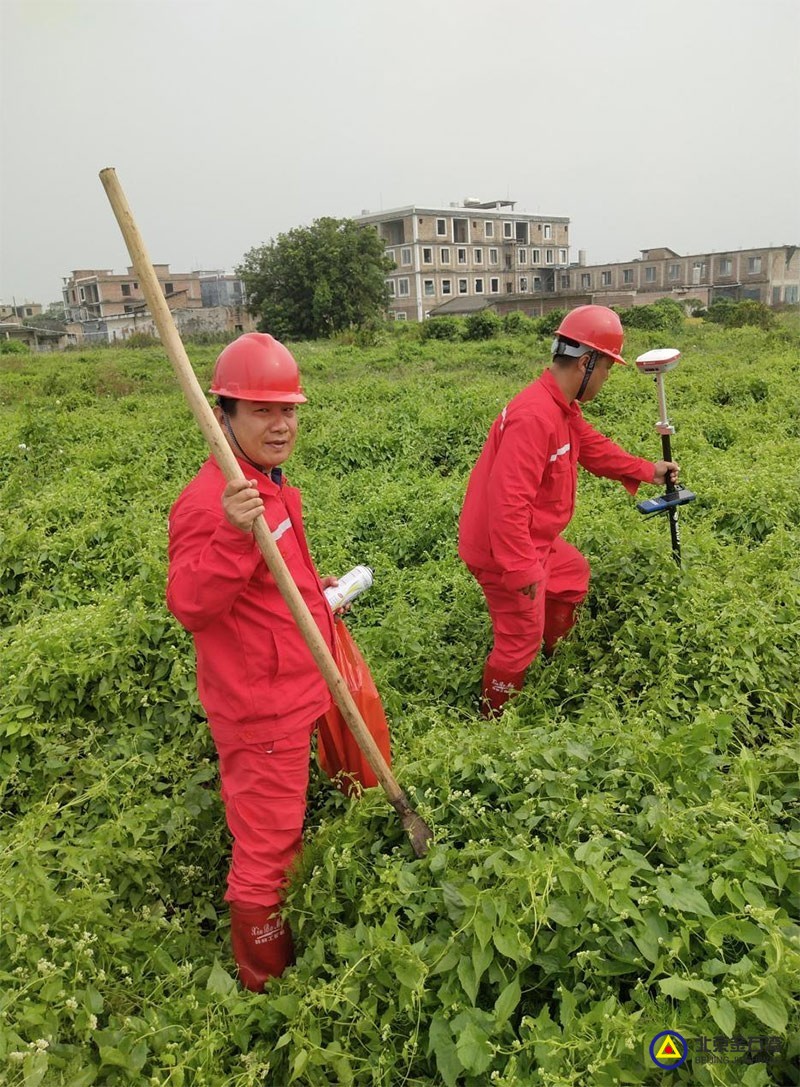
[62,266,253,343]
[1,302,43,322]
[355,198,570,321]
[557,245,799,309]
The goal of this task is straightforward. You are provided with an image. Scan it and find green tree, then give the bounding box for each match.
[237,217,393,339]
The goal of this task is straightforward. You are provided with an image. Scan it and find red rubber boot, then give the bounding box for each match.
[481,661,527,718]
[229,902,295,991]
[542,598,580,656]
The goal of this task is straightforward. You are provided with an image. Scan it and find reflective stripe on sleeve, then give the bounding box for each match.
[272,517,292,541]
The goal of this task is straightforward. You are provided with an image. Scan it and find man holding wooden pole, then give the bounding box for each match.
[166,332,339,990]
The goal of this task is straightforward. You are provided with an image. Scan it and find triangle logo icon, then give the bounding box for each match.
[655,1034,683,1061]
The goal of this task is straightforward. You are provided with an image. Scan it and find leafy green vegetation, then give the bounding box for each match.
[1,319,798,1084]
[238,218,393,340]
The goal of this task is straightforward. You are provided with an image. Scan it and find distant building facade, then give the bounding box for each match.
[62,266,255,343]
[1,302,43,322]
[557,245,800,309]
[355,199,570,321]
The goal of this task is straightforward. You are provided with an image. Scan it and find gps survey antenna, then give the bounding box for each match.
[635,348,696,565]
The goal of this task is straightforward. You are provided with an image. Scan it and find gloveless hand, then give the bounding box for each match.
[222,478,264,533]
[653,460,680,487]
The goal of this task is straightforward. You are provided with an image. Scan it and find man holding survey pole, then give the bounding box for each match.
[167,332,338,990]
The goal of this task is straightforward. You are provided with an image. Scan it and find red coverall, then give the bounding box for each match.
[166,456,335,910]
[459,368,654,685]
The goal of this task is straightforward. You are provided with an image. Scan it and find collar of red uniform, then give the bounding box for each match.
[540,367,582,418]
[209,454,287,495]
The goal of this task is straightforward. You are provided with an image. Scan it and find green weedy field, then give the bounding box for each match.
[1,318,798,1086]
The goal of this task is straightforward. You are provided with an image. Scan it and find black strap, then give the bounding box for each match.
[576,351,597,401]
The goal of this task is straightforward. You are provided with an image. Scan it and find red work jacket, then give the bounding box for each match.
[167,457,335,744]
[458,368,655,591]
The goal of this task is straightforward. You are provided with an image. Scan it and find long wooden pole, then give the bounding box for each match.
[99,167,432,857]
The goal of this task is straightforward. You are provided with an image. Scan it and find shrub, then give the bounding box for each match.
[707,299,776,330]
[534,308,568,337]
[464,309,502,340]
[617,299,684,333]
[501,311,535,336]
[421,317,463,342]
[0,339,30,355]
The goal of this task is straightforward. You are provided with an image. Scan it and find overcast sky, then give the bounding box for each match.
[2,0,798,304]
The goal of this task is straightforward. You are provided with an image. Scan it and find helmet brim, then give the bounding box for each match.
[210,386,307,403]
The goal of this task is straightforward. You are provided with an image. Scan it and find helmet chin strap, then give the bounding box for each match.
[222,411,268,475]
[576,351,598,402]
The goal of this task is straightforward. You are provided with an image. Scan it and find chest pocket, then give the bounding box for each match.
[539,446,573,504]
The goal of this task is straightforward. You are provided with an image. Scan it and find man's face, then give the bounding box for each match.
[580,354,615,402]
[217,400,298,468]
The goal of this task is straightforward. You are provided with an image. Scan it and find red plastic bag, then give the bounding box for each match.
[317,619,391,794]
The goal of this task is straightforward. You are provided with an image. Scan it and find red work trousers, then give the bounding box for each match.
[214,721,315,909]
[468,536,590,673]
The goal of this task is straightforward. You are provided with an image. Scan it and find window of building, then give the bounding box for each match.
[453,218,469,243]
[121,283,131,296]
[518,248,527,265]
[395,312,408,321]
[601,271,612,286]
[519,276,528,292]
[71,290,77,302]
[442,279,452,295]
[422,247,433,264]
[718,258,732,276]
[124,305,133,313]
[475,278,484,293]
[458,278,468,294]
[545,249,554,264]
[515,222,529,244]
[423,279,435,297]
[490,277,499,293]
[543,224,552,240]
[457,248,467,264]
[623,269,634,284]
[560,274,570,289]
[401,247,412,266]
[531,249,540,264]
[785,285,799,303]
[440,247,451,264]
[473,248,483,264]
[503,221,513,239]
[386,249,396,266]
[506,282,513,293]
[398,278,410,297]
[581,273,591,289]
[533,276,542,291]
[133,282,138,288]
[436,218,447,237]
[484,221,494,238]
[164,282,174,294]
[645,267,656,283]
[559,249,567,264]
[489,248,498,265]
[747,256,762,274]
[79,287,85,301]
[386,279,396,297]
[668,263,681,280]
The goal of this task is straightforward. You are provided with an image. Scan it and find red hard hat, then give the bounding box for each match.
[210,333,307,402]
[554,305,627,365]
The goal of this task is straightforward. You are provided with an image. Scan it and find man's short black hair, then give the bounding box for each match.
[217,396,238,416]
